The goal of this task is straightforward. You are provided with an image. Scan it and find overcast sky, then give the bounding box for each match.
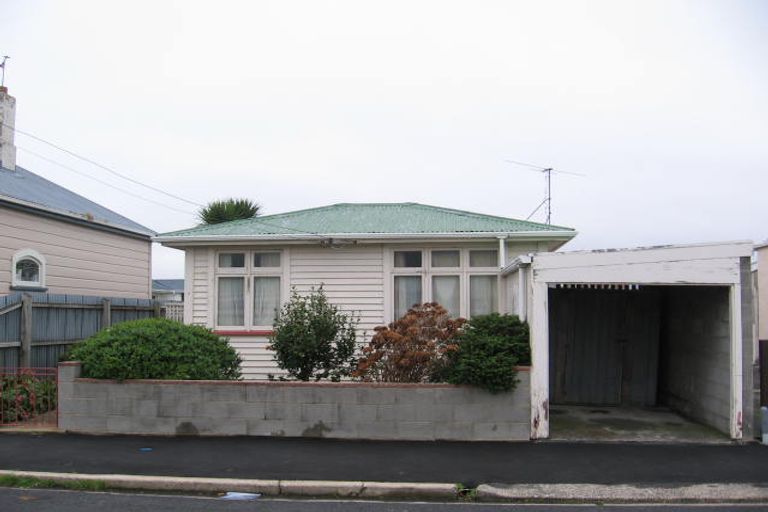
[2,0,766,278]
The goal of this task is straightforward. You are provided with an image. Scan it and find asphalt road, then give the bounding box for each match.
[1,489,768,512]
[2,433,768,487]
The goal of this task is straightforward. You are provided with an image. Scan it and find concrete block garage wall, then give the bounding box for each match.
[658,286,731,435]
[58,362,531,441]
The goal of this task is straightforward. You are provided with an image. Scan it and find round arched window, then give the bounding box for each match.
[16,258,41,284]
[11,249,46,289]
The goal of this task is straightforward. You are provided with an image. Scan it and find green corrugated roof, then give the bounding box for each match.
[157,202,575,239]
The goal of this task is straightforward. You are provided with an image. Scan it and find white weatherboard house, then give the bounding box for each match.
[155,203,576,379]
[156,205,758,441]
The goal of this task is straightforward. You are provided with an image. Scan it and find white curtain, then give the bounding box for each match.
[470,275,498,317]
[394,251,422,268]
[431,250,460,268]
[218,277,244,325]
[254,252,281,268]
[253,276,281,325]
[16,259,40,283]
[219,253,245,268]
[432,275,460,316]
[394,276,422,318]
[469,250,498,268]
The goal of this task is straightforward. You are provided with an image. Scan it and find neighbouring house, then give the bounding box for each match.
[155,202,577,379]
[152,279,185,304]
[757,241,767,343]
[505,241,757,441]
[0,86,154,298]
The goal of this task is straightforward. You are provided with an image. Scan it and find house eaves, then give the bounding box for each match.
[0,195,155,239]
[155,230,578,246]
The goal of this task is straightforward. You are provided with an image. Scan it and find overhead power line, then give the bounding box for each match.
[3,122,204,207]
[8,124,334,240]
[18,146,197,216]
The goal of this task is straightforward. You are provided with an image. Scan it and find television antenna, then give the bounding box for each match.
[504,158,586,225]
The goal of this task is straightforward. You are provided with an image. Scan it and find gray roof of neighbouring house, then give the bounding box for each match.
[0,165,155,237]
[152,279,185,293]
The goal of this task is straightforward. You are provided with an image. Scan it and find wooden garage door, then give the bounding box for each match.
[549,288,661,406]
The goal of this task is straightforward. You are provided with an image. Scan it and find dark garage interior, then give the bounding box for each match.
[548,285,732,442]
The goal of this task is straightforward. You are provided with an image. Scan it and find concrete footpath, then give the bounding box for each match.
[2,433,768,502]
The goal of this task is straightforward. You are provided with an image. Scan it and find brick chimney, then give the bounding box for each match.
[0,86,17,171]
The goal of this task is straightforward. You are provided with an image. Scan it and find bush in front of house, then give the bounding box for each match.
[66,318,242,380]
[268,287,359,381]
[438,313,530,393]
[353,303,466,383]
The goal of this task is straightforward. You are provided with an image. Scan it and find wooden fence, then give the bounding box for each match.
[162,302,184,322]
[0,293,158,368]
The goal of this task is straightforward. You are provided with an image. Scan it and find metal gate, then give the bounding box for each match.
[0,367,57,428]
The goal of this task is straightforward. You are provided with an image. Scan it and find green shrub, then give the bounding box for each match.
[66,318,242,380]
[440,313,530,393]
[268,287,359,381]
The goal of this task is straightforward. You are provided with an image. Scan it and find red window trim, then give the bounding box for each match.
[213,330,274,336]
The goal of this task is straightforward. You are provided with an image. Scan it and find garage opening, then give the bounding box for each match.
[548,285,732,443]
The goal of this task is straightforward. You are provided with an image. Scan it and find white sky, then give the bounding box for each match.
[2,0,766,278]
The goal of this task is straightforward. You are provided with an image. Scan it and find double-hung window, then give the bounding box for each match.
[216,250,283,329]
[468,250,498,316]
[430,250,461,317]
[393,250,422,319]
[390,248,500,320]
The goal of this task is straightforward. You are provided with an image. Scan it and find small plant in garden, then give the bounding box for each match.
[439,313,530,393]
[268,287,359,381]
[66,318,242,380]
[353,303,466,383]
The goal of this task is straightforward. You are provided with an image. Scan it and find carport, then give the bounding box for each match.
[503,241,756,441]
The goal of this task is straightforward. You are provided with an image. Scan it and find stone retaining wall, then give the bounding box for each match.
[58,362,531,441]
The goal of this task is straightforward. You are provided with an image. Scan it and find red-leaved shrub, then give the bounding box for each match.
[353,303,466,382]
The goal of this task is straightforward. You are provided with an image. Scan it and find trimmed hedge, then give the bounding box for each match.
[67,318,242,380]
[440,313,530,393]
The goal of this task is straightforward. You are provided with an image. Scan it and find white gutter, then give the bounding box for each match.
[154,230,577,245]
[501,253,533,276]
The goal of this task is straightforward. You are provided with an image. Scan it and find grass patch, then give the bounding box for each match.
[456,483,478,501]
[0,474,106,491]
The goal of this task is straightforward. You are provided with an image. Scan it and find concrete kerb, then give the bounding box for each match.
[0,470,456,500]
[477,483,768,503]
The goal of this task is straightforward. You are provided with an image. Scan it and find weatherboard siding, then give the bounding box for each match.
[183,241,545,380]
[0,205,151,298]
[187,247,212,326]
[290,245,386,334]
[226,335,286,380]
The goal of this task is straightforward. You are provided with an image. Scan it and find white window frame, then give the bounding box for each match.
[387,247,501,321]
[11,249,46,289]
[213,249,287,330]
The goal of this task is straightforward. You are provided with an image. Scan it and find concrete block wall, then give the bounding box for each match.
[658,286,731,435]
[58,362,531,441]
